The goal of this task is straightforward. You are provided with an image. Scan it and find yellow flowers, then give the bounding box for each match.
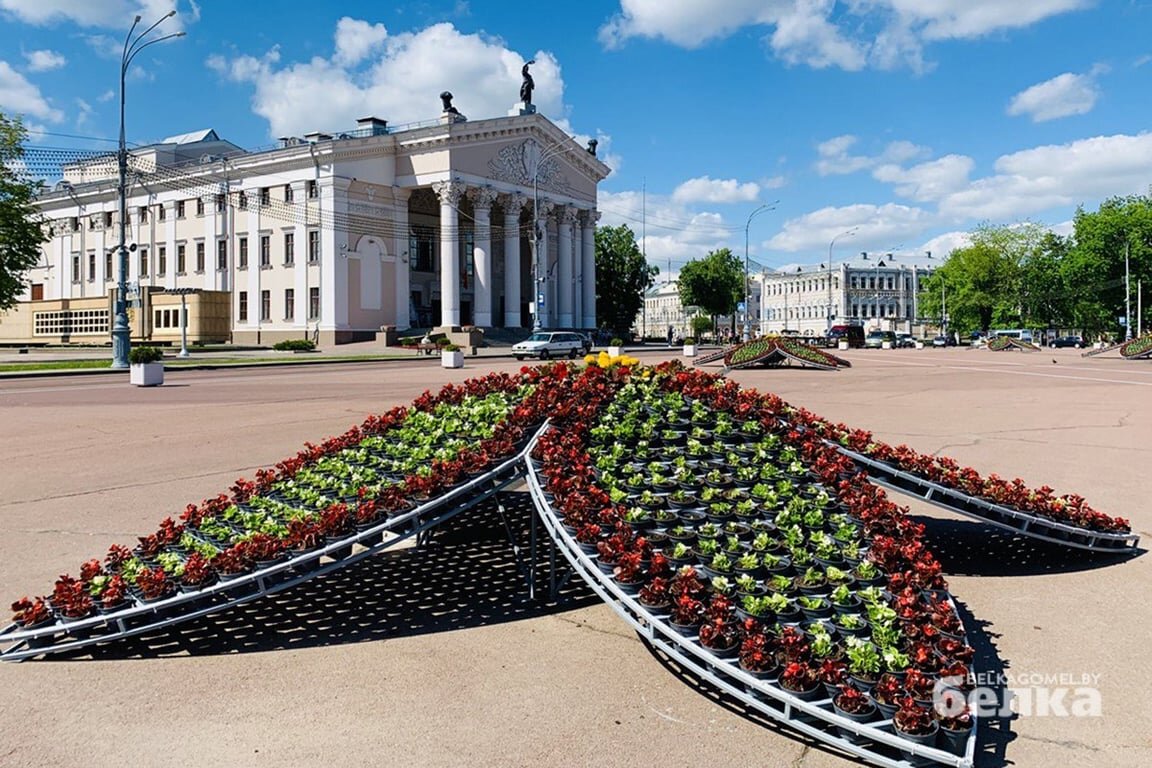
[586,351,640,369]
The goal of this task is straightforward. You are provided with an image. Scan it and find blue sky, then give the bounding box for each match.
[3,0,1151,277]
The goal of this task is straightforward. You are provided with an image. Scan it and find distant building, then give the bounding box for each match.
[756,252,937,337]
[5,111,610,346]
[639,279,760,341]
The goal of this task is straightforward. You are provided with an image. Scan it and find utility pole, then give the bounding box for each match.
[1125,241,1133,340]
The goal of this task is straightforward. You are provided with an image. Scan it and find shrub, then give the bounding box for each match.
[273,339,316,352]
[610,337,624,346]
[683,337,696,345]
[442,343,462,352]
[128,346,163,365]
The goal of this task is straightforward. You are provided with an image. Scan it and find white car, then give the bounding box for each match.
[512,331,587,360]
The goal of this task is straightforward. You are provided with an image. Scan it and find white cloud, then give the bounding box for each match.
[333,16,389,67]
[597,189,736,271]
[1007,70,1101,122]
[97,89,114,102]
[210,22,574,140]
[599,0,1091,71]
[0,60,63,121]
[919,230,971,260]
[873,154,974,202]
[767,202,935,252]
[815,134,930,176]
[74,96,92,126]
[0,0,198,29]
[671,175,761,204]
[937,133,1152,219]
[763,174,788,189]
[23,49,66,72]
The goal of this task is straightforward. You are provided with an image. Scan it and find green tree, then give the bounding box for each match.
[677,248,743,332]
[595,224,657,337]
[918,223,1045,334]
[1065,193,1152,339]
[1020,232,1073,331]
[0,113,46,310]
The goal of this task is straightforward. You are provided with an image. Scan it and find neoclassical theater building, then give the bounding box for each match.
[4,103,610,346]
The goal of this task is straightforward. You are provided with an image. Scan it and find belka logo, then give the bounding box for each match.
[933,674,1103,718]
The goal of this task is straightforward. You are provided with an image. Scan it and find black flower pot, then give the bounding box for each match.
[832,699,877,743]
[938,723,973,756]
[669,618,700,637]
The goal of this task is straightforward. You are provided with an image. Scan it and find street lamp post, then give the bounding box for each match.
[112,11,184,368]
[530,139,587,331]
[743,203,776,342]
[825,227,857,332]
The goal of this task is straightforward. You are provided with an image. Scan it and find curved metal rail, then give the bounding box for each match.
[835,447,1139,553]
[524,437,978,768]
[0,425,547,662]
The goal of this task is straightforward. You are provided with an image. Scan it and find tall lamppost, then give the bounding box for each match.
[825,227,857,331]
[743,202,776,342]
[530,139,588,331]
[112,11,184,369]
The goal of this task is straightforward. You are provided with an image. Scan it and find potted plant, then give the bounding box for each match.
[846,639,882,690]
[779,661,822,701]
[938,705,974,756]
[129,345,164,386]
[638,576,671,616]
[892,697,939,752]
[682,337,697,357]
[870,673,905,718]
[441,343,464,369]
[833,683,877,741]
[738,630,779,680]
[608,337,624,357]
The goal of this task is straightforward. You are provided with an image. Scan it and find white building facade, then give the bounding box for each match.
[757,253,937,337]
[11,111,609,346]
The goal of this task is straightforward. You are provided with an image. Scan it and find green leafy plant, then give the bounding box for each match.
[128,346,163,365]
[273,338,316,351]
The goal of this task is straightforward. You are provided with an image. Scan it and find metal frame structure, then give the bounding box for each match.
[835,446,1140,553]
[0,427,547,662]
[523,430,979,768]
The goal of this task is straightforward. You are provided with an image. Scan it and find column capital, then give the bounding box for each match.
[468,185,500,211]
[535,199,554,219]
[580,208,601,227]
[500,191,526,214]
[559,205,579,225]
[432,179,466,207]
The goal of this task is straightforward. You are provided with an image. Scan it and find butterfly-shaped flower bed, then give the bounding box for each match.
[528,361,981,767]
[1119,333,1152,359]
[2,367,580,660]
[725,337,851,371]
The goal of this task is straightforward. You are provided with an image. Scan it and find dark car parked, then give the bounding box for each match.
[1050,335,1083,348]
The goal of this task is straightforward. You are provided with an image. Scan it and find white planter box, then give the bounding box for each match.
[837,340,849,351]
[441,350,464,369]
[915,341,925,349]
[607,345,623,357]
[130,362,164,387]
[683,344,697,357]
[881,341,892,349]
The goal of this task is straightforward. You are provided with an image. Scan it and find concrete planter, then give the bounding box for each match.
[915,341,925,349]
[881,341,892,349]
[683,344,697,357]
[607,345,623,357]
[837,340,849,351]
[130,362,164,387]
[441,349,464,369]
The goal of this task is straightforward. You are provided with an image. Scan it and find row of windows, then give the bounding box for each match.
[33,309,110,336]
[57,182,321,232]
[237,288,320,323]
[766,274,920,295]
[765,302,913,320]
[236,231,320,269]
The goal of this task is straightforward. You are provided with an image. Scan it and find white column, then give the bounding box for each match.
[433,180,465,328]
[468,186,498,327]
[321,178,350,331]
[581,209,599,330]
[292,181,309,332]
[573,216,584,329]
[202,195,217,291]
[391,188,411,329]
[557,206,576,327]
[502,193,525,327]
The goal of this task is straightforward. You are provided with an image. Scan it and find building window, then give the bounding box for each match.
[105,251,113,281]
[284,232,294,266]
[139,247,149,278]
[309,286,319,320]
[158,246,167,276]
[176,200,185,218]
[260,290,271,321]
[217,239,228,271]
[238,237,248,270]
[237,191,248,210]
[195,197,205,216]
[69,216,79,231]
[260,235,271,268]
[238,291,248,322]
[88,251,96,281]
[285,288,295,320]
[177,244,187,275]
[195,241,205,273]
[306,179,318,199]
[307,229,320,263]
[103,211,113,228]
[138,206,148,223]
[157,205,166,221]
[72,253,81,283]
[284,184,294,203]
[409,226,434,271]
[260,187,270,206]
[215,193,226,213]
